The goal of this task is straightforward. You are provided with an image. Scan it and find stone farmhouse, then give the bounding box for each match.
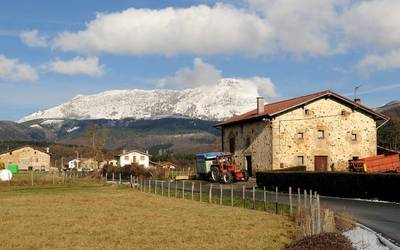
[117,149,150,168]
[0,146,51,171]
[215,90,388,175]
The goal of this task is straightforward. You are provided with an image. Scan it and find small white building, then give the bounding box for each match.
[68,159,80,169]
[118,150,151,168]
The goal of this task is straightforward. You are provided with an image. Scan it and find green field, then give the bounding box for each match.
[0,183,295,250]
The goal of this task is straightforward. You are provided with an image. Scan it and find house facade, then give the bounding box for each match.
[0,146,51,171]
[216,91,388,175]
[118,150,150,168]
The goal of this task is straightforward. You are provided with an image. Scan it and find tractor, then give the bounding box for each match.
[210,153,249,184]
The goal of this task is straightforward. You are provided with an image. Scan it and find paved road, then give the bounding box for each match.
[145,180,400,245]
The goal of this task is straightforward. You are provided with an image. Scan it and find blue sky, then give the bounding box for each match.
[1,0,400,120]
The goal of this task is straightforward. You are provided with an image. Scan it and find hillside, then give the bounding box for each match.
[377,101,400,150]
[0,121,47,141]
[20,78,260,122]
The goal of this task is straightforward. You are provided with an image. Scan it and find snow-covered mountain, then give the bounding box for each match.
[20,78,262,122]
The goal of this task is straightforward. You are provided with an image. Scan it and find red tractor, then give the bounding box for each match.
[210,153,249,184]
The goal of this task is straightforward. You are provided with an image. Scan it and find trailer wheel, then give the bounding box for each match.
[222,172,233,184]
[211,166,221,182]
[242,170,249,182]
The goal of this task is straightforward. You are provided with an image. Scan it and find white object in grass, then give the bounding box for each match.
[0,169,13,181]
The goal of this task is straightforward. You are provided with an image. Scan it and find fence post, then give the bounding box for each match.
[119,173,122,185]
[31,170,34,186]
[304,190,307,208]
[161,181,164,196]
[231,185,234,206]
[317,194,321,234]
[311,191,315,235]
[219,184,223,205]
[242,185,245,208]
[252,185,256,209]
[155,180,158,194]
[148,179,151,193]
[263,186,267,211]
[175,181,178,198]
[289,187,293,216]
[199,183,202,202]
[112,172,115,183]
[105,173,108,182]
[191,182,194,201]
[130,175,133,188]
[297,188,301,213]
[168,181,170,197]
[52,171,55,185]
[275,187,278,214]
[62,172,65,184]
[209,184,213,203]
[182,181,185,199]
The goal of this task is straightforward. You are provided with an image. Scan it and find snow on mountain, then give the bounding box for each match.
[19,78,262,122]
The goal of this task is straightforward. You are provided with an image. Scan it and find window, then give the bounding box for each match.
[140,156,145,161]
[297,132,304,140]
[124,155,129,160]
[317,130,325,139]
[351,133,357,141]
[297,156,304,166]
[305,109,310,115]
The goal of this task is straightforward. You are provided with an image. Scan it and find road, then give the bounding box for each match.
[146,180,400,245]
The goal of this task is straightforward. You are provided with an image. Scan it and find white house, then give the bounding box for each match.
[68,159,80,169]
[118,150,151,168]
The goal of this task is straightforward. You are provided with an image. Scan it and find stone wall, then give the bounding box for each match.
[222,120,273,173]
[0,147,51,171]
[271,98,377,171]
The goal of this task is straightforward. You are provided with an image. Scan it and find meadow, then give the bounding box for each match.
[0,182,295,250]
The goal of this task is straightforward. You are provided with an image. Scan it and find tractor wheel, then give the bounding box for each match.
[211,166,221,182]
[222,172,233,184]
[242,170,249,182]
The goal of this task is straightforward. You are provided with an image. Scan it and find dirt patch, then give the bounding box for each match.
[285,232,355,250]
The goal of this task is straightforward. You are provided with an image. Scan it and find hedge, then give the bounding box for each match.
[256,171,400,202]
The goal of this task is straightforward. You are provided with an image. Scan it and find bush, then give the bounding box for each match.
[101,164,152,179]
[256,171,400,202]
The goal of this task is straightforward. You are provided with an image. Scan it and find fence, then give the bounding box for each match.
[102,174,329,236]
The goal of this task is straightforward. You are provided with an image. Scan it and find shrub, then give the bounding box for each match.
[256,172,400,202]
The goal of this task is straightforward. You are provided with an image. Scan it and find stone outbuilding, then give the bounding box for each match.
[0,146,51,171]
[215,90,389,175]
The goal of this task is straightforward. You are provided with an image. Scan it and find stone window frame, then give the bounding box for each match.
[296,132,304,140]
[297,156,304,166]
[351,133,357,142]
[317,129,325,139]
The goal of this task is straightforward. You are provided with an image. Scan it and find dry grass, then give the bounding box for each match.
[0,184,295,250]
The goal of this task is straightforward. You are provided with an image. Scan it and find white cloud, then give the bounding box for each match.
[0,54,38,81]
[45,56,104,77]
[159,58,221,88]
[53,4,273,55]
[159,58,278,98]
[357,50,400,74]
[20,30,47,48]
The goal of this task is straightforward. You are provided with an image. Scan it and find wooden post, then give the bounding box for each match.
[62,172,65,184]
[130,175,133,188]
[199,183,202,202]
[231,185,234,206]
[289,187,293,216]
[304,190,307,208]
[168,181,170,197]
[112,172,115,183]
[175,181,178,198]
[191,182,194,201]
[317,194,321,234]
[263,186,267,211]
[148,179,151,193]
[252,185,256,209]
[297,188,301,212]
[155,180,157,194]
[119,173,122,185]
[309,190,312,211]
[275,187,278,214]
[105,173,108,182]
[209,184,213,203]
[242,185,245,208]
[31,170,34,186]
[52,171,55,185]
[311,191,315,235]
[182,181,185,199]
[219,184,223,205]
[161,181,164,196]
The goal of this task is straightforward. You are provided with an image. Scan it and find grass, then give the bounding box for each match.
[0,183,296,250]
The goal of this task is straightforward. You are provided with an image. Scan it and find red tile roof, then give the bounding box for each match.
[215,90,388,127]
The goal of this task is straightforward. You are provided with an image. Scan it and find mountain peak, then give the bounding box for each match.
[19,78,261,123]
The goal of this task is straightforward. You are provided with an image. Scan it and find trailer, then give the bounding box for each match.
[196,152,224,179]
[348,154,400,173]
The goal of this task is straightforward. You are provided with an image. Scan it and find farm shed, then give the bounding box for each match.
[0,146,50,171]
[215,90,388,174]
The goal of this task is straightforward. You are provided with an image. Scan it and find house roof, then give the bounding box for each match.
[0,145,50,156]
[215,90,389,127]
[117,149,151,157]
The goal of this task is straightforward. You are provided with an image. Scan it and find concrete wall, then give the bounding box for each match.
[222,120,273,173]
[0,147,50,171]
[271,98,377,171]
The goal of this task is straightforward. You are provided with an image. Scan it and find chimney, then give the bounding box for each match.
[46,147,50,154]
[354,98,361,105]
[257,97,264,115]
[122,149,127,154]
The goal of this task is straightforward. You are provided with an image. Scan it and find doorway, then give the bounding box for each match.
[314,156,328,172]
[246,156,253,176]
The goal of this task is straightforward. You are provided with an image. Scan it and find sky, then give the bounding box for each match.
[1,0,400,121]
